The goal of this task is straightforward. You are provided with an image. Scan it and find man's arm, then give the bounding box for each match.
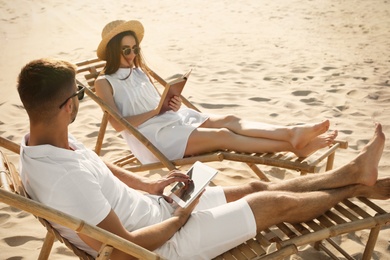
[105,161,151,191]
[78,196,200,259]
[105,161,189,196]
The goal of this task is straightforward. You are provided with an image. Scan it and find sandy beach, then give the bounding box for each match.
[0,0,389,258]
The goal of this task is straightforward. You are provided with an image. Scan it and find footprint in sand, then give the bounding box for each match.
[263,76,277,81]
[292,90,312,96]
[303,76,314,80]
[322,66,337,71]
[367,93,379,100]
[353,76,368,81]
[300,98,323,106]
[339,130,353,135]
[199,103,239,109]
[249,97,271,102]
[3,236,42,247]
[335,105,348,112]
[16,211,30,219]
[0,213,11,225]
[350,112,365,117]
[12,104,25,110]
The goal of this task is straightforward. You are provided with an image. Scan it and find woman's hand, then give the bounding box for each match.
[169,95,182,111]
[148,170,190,202]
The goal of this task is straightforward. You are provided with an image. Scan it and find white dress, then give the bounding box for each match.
[104,68,209,163]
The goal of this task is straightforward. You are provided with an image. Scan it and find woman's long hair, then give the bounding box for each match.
[103,31,149,78]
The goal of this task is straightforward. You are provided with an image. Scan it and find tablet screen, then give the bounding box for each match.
[169,161,218,208]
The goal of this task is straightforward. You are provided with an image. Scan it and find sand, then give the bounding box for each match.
[0,0,389,258]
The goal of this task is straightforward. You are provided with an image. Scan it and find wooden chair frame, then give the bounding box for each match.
[76,58,348,181]
[1,146,389,260]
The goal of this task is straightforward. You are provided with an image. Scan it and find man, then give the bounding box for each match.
[17,58,390,260]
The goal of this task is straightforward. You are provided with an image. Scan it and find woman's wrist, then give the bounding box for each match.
[151,108,158,117]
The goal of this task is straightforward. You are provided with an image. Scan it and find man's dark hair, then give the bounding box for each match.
[17,58,77,122]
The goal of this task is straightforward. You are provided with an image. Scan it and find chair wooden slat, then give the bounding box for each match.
[342,199,372,218]
[334,203,360,221]
[316,214,336,228]
[359,197,388,214]
[246,238,267,256]
[325,210,348,224]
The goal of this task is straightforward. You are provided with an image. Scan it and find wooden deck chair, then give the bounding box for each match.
[76,58,348,180]
[1,145,389,260]
[0,149,163,260]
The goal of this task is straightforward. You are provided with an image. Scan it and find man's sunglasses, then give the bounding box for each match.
[59,85,85,109]
[122,46,141,56]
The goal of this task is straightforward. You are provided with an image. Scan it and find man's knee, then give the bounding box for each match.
[248,180,269,192]
[249,192,299,217]
[275,193,300,212]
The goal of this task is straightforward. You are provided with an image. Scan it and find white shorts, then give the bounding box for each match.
[154,186,257,260]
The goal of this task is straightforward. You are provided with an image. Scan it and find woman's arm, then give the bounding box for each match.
[94,78,158,131]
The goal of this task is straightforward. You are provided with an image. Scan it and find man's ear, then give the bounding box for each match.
[63,98,73,112]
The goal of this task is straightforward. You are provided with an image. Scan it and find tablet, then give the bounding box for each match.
[169,161,218,208]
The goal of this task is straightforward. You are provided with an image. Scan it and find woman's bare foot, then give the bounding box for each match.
[356,178,390,200]
[294,130,338,157]
[351,123,385,186]
[290,120,330,149]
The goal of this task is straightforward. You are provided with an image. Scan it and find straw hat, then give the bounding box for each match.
[97,20,144,60]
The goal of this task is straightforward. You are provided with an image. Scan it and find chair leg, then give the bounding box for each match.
[38,231,55,260]
[246,163,270,182]
[325,152,336,171]
[315,241,341,260]
[96,244,114,260]
[317,239,354,260]
[95,112,109,155]
[362,225,381,260]
[300,171,308,176]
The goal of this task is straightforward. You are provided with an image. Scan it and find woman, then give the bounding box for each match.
[95,20,337,164]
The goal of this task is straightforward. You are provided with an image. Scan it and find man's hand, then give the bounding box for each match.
[169,95,182,111]
[172,190,204,226]
[148,170,190,202]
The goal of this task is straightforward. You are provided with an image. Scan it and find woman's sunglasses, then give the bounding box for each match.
[59,85,85,109]
[122,46,141,56]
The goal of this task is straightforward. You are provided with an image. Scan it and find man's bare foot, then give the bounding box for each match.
[357,178,390,200]
[294,130,338,157]
[351,123,385,186]
[290,120,330,149]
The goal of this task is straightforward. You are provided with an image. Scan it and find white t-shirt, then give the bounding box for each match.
[20,134,171,256]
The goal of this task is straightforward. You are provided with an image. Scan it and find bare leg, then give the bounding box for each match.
[268,122,385,191]
[223,123,386,202]
[246,175,390,231]
[185,128,291,156]
[201,115,331,149]
[185,127,336,157]
[245,185,359,231]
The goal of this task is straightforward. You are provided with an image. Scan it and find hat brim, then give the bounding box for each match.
[97,20,144,60]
